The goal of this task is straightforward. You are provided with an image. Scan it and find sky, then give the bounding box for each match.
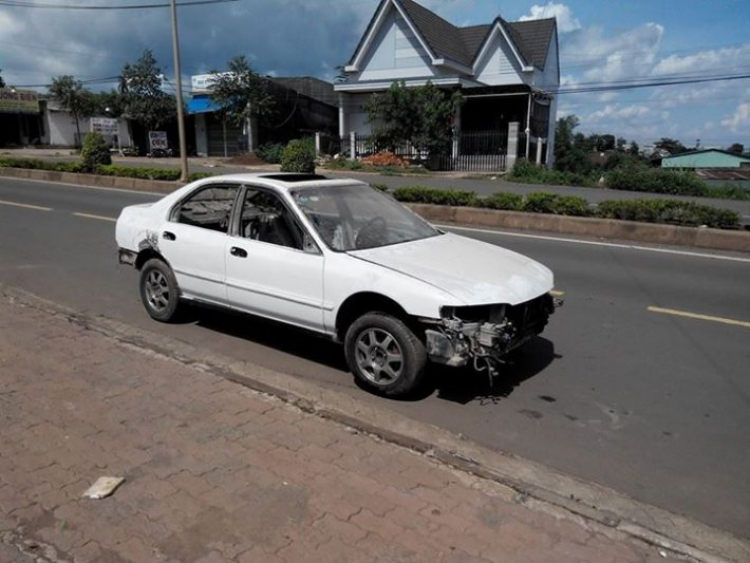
[1,0,749,149]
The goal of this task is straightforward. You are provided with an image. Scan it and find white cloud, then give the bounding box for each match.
[721,102,750,131]
[652,44,750,76]
[519,2,581,33]
[586,104,653,122]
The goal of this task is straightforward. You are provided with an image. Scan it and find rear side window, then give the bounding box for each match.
[173,185,239,233]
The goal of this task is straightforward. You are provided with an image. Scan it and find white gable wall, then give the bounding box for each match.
[356,9,439,82]
[474,30,528,86]
[535,31,559,88]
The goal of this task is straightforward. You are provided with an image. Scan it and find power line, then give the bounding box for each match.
[552,73,750,95]
[0,0,238,9]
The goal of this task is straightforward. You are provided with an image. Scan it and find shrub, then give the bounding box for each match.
[481,192,524,211]
[551,195,592,216]
[281,139,316,173]
[81,132,112,170]
[256,142,285,164]
[510,159,597,187]
[523,192,559,214]
[370,183,389,192]
[392,186,478,207]
[605,166,710,196]
[596,199,740,229]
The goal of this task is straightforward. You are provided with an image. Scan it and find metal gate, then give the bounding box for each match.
[206,116,242,157]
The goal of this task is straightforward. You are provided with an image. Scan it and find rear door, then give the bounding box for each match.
[159,183,240,303]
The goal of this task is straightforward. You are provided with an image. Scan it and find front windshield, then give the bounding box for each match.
[291,184,440,251]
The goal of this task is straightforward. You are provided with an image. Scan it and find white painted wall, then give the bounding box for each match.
[474,28,527,86]
[536,31,559,88]
[357,9,438,82]
[42,108,132,148]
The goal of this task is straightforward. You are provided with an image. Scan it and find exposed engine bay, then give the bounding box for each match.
[424,293,562,382]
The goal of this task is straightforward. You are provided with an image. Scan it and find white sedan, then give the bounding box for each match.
[116,173,559,396]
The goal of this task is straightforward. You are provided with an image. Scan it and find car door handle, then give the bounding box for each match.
[230,246,247,258]
[162,231,176,241]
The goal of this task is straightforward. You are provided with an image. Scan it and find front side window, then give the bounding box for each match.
[239,188,305,250]
[173,185,239,233]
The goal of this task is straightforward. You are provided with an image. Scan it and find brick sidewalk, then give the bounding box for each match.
[0,295,673,563]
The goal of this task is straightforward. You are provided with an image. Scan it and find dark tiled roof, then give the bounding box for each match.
[506,18,556,69]
[398,0,472,66]
[348,0,557,71]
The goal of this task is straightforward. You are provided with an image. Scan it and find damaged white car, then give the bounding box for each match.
[116,173,560,396]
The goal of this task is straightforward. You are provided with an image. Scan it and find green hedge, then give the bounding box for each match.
[597,199,740,229]
[0,157,85,173]
[0,157,211,183]
[392,186,478,207]
[389,185,740,229]
[510,159,750,201]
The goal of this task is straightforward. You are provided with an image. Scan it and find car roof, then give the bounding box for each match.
[198,172,369,193]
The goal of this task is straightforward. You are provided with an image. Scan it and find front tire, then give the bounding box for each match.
[344,312,426,397]
[139,258,182,322]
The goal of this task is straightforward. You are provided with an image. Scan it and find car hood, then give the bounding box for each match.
[349,233,553,305]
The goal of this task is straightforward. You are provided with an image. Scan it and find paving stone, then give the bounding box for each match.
[0,294,669,563]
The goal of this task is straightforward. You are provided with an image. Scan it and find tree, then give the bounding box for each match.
[653,137,687,155]
[364,81,461,155]
[121,50,175,132]
[208,55,274,129]
[0,69,5,89]
[49,75,94,147]
[553,115,589,173]
[727,143,744,155]
[89,90,125,118]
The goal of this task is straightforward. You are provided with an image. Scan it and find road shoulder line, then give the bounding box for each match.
[2,283,746,563]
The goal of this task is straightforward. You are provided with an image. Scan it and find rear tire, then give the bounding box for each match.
[139,258,182,322]
[344,312,426,397]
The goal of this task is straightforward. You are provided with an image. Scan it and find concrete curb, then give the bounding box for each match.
[2,166,749,253]
[3,284,748,563]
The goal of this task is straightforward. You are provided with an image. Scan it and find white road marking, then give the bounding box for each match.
[647,306,750,329]
[437,224,750,264]
[0,199,52,211]
[72,212,117,222]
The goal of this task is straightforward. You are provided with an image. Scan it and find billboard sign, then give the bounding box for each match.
[91,117,119,135]
[148,131,168,151]
[0,88,40,114]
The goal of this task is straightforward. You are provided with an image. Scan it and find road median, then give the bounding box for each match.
[2,166,749,253]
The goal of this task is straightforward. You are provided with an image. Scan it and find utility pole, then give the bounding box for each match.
[169,0,189,182]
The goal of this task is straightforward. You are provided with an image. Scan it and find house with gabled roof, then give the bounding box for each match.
[334,0,560,169]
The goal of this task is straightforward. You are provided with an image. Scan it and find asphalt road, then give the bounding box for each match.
[7,150,750,220]
[1,176,749,539]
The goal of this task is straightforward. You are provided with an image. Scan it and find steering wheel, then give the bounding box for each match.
[355,216,387,249]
